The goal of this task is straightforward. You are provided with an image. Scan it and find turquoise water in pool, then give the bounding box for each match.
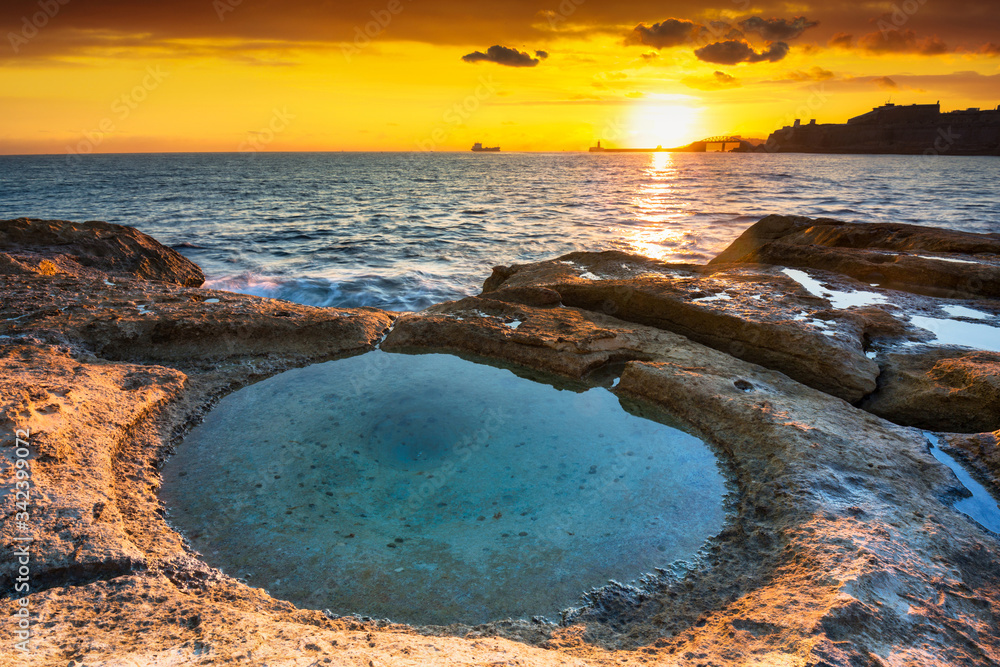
[160,351,728,625]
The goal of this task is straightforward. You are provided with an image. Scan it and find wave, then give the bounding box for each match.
[203,272,469,312]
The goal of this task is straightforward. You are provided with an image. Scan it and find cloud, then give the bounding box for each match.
[640,51,659,60]
[871,76,899,89]
[0,0,993,67]
[535,50,549,59]
[980,43,1000,55]
[828,32,854,48]
[682,70,741,90]
[739,16,818,41]
[784,66,836,81]
[695,39,789,65]
[859,30,949,55]
[461,45,543,67]
[592,71,629,89]
[627,18,698,49]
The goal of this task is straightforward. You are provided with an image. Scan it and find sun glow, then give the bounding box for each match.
[629,104,700,149]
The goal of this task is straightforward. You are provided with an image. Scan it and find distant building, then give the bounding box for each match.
[763,103,1000,155]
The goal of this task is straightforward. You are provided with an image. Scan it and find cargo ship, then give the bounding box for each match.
[471,142,500,152]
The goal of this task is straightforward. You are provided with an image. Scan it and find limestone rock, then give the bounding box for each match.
[863,350,1000,433]
[4,217,1000,666]
[709,214,1000,299]
[0,218,205,287]
[480,252,881,402]
[0,346,183,591]
[0,273,393,364]
[941,431,1000,495]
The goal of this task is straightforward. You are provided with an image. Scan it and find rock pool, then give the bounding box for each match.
[160,351,728,625]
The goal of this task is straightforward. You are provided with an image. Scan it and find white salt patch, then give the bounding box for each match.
[866,350,878,359]
[136,305,153,315]
[579,272,601,281]
[783,268,889,310]
[916,255,978,265]
[943,305,991,321]
[204,298,220,304]
[103,279,115,286]
[909,315,1000,353]
[505,320,523,329]
[693,293,732,304]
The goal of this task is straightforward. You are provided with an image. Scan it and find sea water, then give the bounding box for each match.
[2,152,997,310]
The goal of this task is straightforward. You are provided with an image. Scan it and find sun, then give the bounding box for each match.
[629,104,699,149]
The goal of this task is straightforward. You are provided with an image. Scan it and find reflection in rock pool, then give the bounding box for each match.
[161,351,728,625]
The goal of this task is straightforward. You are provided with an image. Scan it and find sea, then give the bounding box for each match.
[1,152,998,311]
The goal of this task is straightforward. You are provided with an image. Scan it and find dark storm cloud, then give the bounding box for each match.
[461,45,542,67]
[627,18,698,49]
[739,16,818,41]
[1,0,997,61]
[694,39,789,65]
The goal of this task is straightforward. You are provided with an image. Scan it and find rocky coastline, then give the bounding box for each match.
[2,216,999,666]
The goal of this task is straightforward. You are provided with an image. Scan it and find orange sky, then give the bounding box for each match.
[1,0,997,154]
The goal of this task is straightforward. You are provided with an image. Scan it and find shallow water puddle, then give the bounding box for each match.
[161,351,728,625]
[942,305,991,320]
[926,433,1000,535]
[908,315,1000,353]
[782,268,890,309]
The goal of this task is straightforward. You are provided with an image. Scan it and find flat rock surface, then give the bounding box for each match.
[479,244,1000,432]
[709,214,1000,300]
[2,217,1000,666]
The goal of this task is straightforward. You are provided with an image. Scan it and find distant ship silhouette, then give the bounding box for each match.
[471,142,500,152]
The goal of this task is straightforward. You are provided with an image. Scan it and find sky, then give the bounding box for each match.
[1,0,998,153]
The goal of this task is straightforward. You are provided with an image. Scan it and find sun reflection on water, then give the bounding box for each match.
[611,153,700,263]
